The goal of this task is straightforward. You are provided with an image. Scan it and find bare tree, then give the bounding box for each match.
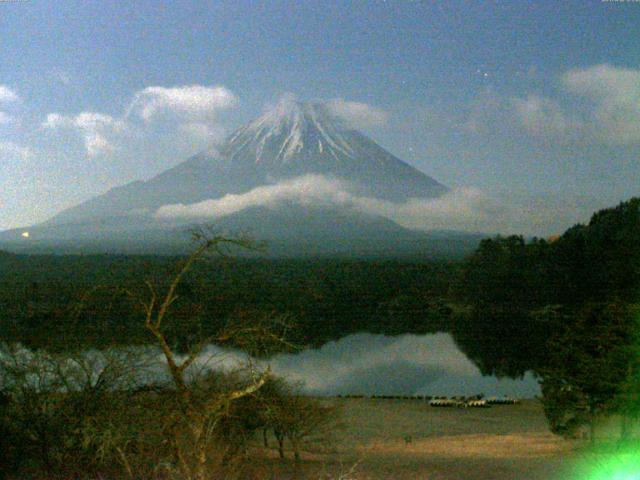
[125,233,290,480]
[0,343,153,479]
[0,232,311,479]
[273,394,338,463]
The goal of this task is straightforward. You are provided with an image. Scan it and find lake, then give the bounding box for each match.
[195,332,540,398]
[2,332,540,398]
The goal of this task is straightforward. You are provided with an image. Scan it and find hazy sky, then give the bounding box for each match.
[1,0,639,233]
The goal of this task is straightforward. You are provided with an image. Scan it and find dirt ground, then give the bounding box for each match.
[251,398,582,480]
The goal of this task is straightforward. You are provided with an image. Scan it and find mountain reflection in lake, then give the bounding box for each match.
[191,333,539,398]
[3,333,539,397]
[267,333,539,397]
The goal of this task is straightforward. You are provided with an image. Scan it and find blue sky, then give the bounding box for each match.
[1,0,639,233]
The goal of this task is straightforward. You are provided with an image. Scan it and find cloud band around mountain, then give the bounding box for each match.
[153,174,588,235]
[153,174,486,230]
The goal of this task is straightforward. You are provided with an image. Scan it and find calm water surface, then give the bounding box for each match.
[4,333,539,398]
[266,332,540,397]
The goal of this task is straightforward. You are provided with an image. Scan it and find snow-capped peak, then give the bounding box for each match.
[224,98,357,164]
[257,94,307,127]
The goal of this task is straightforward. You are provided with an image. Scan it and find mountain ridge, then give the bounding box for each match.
[0,99,472,257]
[47,100,447,226]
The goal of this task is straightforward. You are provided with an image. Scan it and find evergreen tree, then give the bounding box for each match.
[537,302,635,441]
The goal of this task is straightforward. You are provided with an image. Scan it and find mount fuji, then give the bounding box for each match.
[0,100,481,257]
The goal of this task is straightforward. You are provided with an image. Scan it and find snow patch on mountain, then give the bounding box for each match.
[225,97,357,164]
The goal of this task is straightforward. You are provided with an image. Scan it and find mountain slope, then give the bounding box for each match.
[0,204,483,258]
[216,100,447,201]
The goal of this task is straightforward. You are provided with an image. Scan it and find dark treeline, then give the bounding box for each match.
[454,197,640,378]
[455,197,640,439]
[0,253,456,352]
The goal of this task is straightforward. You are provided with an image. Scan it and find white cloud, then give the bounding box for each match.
[83,132,113,157]
[326,98,388,128]
[74,112,125,132]
[42,113,72,129]
[0,89,21,135]
[50,68,72,85]
[353,187,499,232]
[0,111,15,125]
[128,85,238,122]
[42,112,126,156]
[126,84,239,145]
[179,121,227,142]
[155,174,487,230]
[508,64,640,145]
[154,174,586,236]
[40,83,238,161]
[563,64,640,101]
[0,141,32,160]
[562,64,640,145]
[512,95,574,137]
[0,85,19,103]
[155,175,353,220]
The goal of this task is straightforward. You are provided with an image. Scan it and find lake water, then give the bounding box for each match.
[193,332,540,398]
[2,333,540,398]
